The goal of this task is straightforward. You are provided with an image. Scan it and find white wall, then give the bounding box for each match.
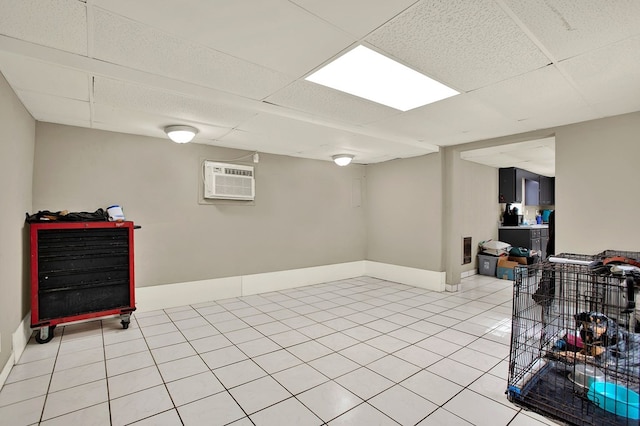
[459,160,499,273]
[12,98,640,335]
[365,154,444,272]
[555,112,640,254]
[33,123,367,289]
[0,72,35,370]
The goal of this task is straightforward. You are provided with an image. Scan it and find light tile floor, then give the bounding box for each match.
[0,275,562,425]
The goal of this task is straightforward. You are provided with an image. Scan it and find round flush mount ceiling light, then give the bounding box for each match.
[164,125,198,143]
[332,154,354,166]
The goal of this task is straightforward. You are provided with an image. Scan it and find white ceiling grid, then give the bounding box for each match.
[0,0,87,55]
[461,137,556,177]
[93,77,256,131]
[365,0,551,91]
[500,0,640,61]
[0,0,639,167]
[468,65,594,122]
[91,8,294,100]
[0,53,90,101]
[289,0,420,39]
[263,79,401,126]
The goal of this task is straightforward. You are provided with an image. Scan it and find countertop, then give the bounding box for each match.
[499,224,548,230]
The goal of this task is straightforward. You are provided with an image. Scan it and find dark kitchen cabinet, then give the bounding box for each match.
[499,227,548,259]
[539,176,555,205]
[540,227,549,259]
[500,167,555,206]
[524,179,540,206]
[499,167,523,203]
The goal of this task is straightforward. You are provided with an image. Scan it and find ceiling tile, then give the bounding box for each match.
[502,0,640,61]
[218,127,426,165]
[461,139,552,159]
[293,143,428,164]
[0,53,89,101]
[230,113,433,161]
[522,104,600,132]
[509,146,553,162]
[91,8,293,100]
[366,0,550,91]
[460,138,556,176]
[366,94,529,146]
[216,127,318,157]
[265,80,400,125]
[465,154,551,175]
[92,104,233,142]
[557,36,640,107]
[237,113,362,147]
[0,0,635,170]
[92,0,354,77]
[291,0,419,38]
[17,90,90,122]
[0,0,87,55]
[93,77,256,129]
[589,96,640,119]
[468,64,588,122]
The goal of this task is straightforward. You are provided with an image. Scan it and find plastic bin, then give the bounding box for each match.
[587,382,639,420]
[478,254,498,276]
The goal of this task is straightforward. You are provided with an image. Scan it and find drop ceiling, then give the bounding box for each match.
[461,137,556,177]
[1,0,639,166]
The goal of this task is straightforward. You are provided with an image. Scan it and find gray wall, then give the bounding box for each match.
[555,111,640,254]
[459,160,499,273]
[3,83,639,375]
[365,154,444,272]
[33,123,367,288]
[0,73,35,369]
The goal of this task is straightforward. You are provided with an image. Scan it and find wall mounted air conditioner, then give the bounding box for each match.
[203,161,255,200]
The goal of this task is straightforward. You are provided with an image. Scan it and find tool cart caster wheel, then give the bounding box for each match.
[35,325,56,344]
[119,313,131,330]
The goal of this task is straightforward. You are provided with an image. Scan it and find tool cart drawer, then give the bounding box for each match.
[29,221,136,342]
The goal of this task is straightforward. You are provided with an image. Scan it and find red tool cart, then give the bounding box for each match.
[29,221,137,343]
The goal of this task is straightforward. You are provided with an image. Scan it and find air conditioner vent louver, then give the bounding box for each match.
[204,161,255,200]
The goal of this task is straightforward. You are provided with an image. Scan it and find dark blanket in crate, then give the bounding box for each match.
[516,364,635,426]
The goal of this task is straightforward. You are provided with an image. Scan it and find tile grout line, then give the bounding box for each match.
[2,276,524,425]
[37,325,63,424]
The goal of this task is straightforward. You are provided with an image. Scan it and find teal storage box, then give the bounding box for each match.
[478,254,498,276]
[587,382,639,420]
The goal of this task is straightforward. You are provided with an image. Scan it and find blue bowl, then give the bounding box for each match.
[587,382,639,420]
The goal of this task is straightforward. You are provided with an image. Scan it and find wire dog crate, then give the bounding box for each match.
[507,251,639,425]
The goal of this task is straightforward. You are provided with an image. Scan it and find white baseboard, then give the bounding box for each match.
[446,283,461,292]
[0,313,31,390]
[0,351,15,391]
[135,262,366,313]
[242,261,364,296]
[135,276,243,313]
[461,269,477,279]
[1,261,444,388]
[134,261,444,313]
[12,313,31,363]
[364,261,446,292]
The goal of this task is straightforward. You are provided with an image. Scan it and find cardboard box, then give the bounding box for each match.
[508,255,539,266]
[508,256,529,265]
[497,257,519,280]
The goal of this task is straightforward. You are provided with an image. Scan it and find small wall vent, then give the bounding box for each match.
[204,161,255,200]
[463,236,472,264]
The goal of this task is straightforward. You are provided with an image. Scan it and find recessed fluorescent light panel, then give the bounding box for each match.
[306,45,459,111]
